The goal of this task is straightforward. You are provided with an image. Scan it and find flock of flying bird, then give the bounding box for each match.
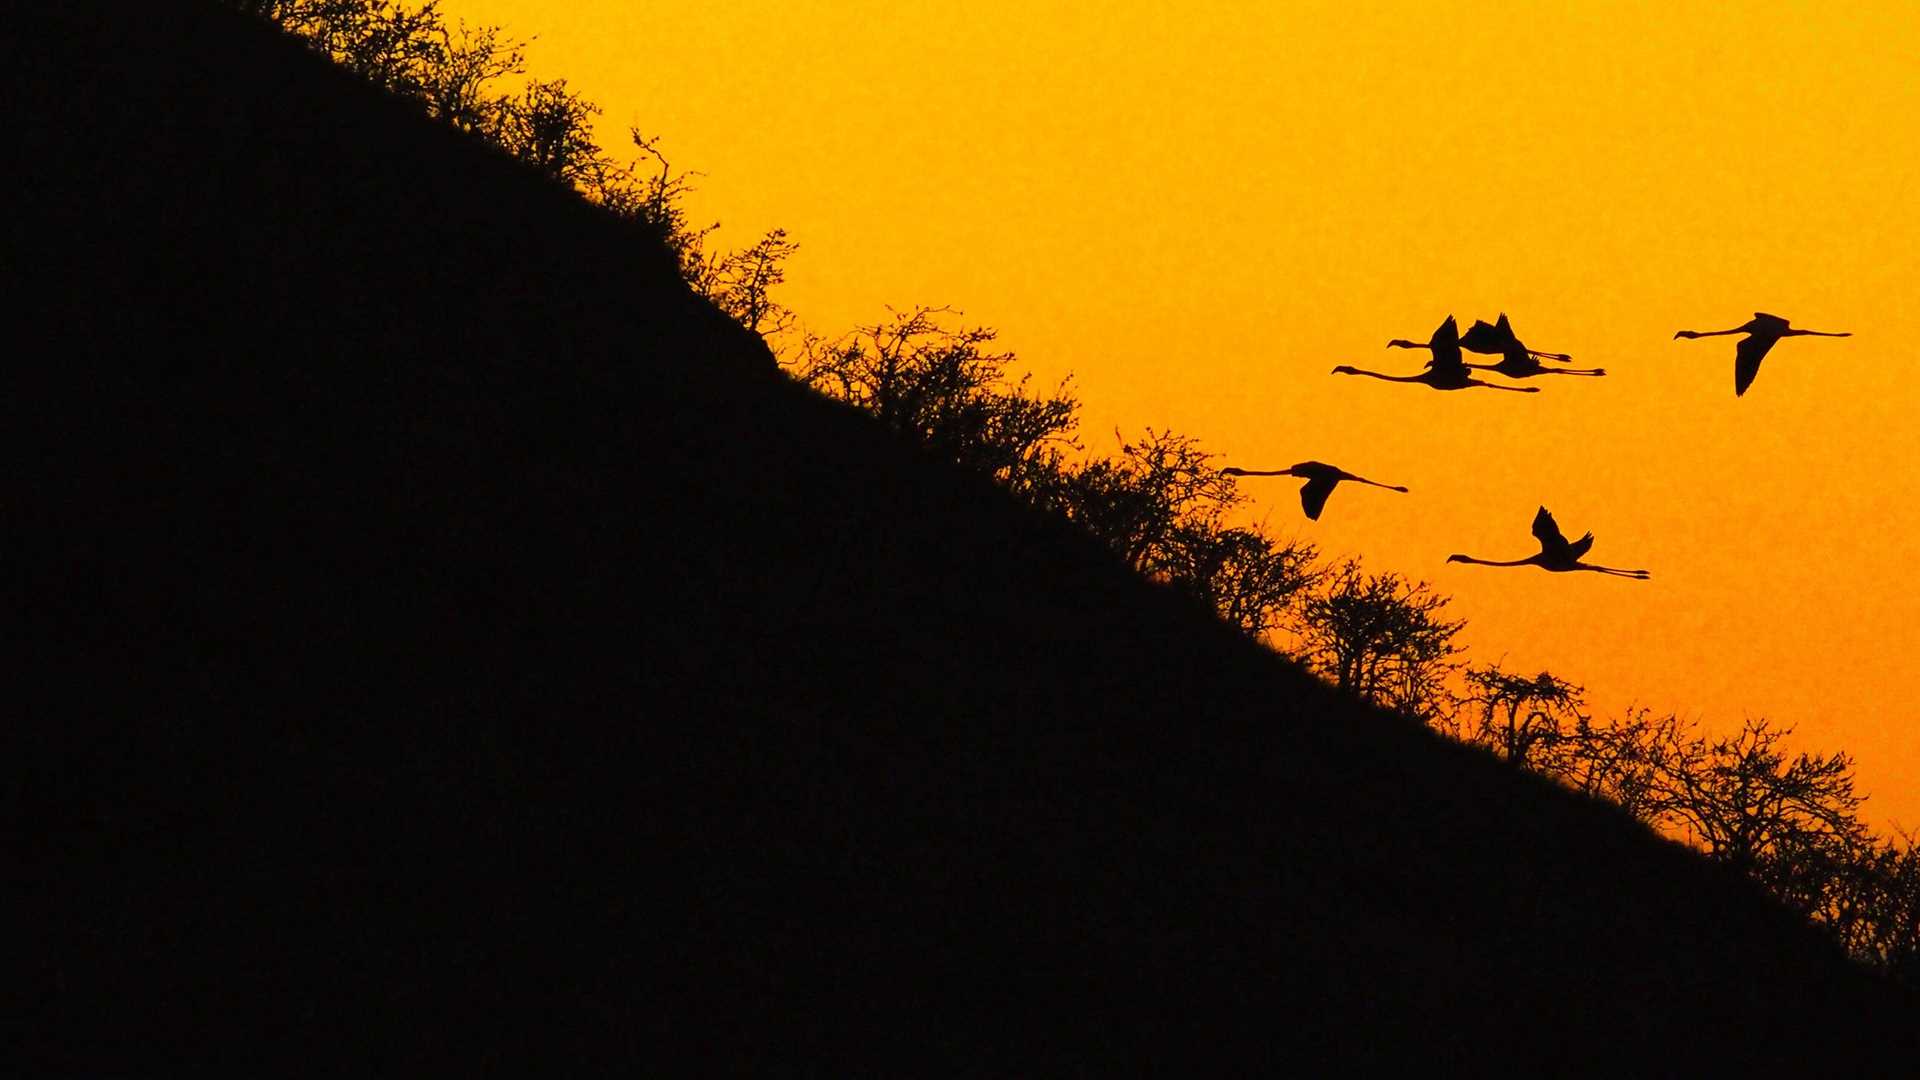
[1222,311,1851,580]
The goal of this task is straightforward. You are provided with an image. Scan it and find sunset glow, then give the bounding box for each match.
[443,0,1920,827]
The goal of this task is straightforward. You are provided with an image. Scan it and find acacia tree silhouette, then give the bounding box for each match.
[494,79,604,186]
[1839,837,1920,979]
[1654,718,1869,878]
[1534,707,1678,824]
[690,229,801,336]
[1294,560,1464,718]
[1437,696,1917,977]
[1154,520,1323,637]
[1449,665,1587,771]
[789,307,1081,496]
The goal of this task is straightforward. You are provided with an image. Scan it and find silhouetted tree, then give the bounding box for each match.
[1156,521,1321,638]
[1295,561,1463,717]
[1011,432,1317,635]
[591,132,713,266]
[790,307,1079,496]
[1861,836,1920,983]
[494,78,605,187]
[1047,430,1235,572]
[415,20,525,136]
[231,2,534,140]
[233,0,793,341]
[1652,718,1871,912]
[1446,665,1586,771]
[262,0,449,99]
[1446,694,1916,973]
[691,228,801,337]
[1540,707,1678,824]
[1804,832,1920,973]
[230,1,368,27]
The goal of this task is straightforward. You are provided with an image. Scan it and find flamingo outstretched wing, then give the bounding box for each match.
[1734,332,1779,397]
[1531,507,1572,556]
[1428,316,1466,372]
[1458,315,1508,355]
[1299,475,1338,521]
[1567,532,1595,559]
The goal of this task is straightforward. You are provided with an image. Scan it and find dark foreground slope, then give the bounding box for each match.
[7,5,1914,1071]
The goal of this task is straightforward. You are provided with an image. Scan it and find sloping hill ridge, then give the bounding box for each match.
[9,4,1914,1070]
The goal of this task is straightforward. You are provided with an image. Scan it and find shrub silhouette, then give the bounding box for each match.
[791,306,1081,495]
[1448,663,1588,771]
[1294,559,1464,717]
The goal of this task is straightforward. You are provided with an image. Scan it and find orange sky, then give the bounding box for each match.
[444,0,1920,829]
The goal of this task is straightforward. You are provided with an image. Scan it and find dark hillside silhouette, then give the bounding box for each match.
[8,4,1915,1071]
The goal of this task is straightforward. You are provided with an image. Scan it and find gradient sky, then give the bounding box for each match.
[444,0,1920,829]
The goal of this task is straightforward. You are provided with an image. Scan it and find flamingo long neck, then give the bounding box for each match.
[1226,468,1297,477]
[1453,555,1538,567]
[1343,368,1425,383]
[1683,327,1748,338]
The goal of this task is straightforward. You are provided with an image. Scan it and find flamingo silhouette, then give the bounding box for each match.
[1221,461,1408,521]
[1343,316,1541,393]
[1446,507,1650,579]
[1673,312,1850,397]
[1384,315,1468,362]
[1466,352,1607,380]
[1456,313,1603,379]
[1459,313,1574,363]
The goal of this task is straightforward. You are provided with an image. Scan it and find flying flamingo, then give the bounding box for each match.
[1446,507,1650,579]
[1341,316,1540,393]
[1459,313,1574,363]
[1221,461,1408,521]
[1457,313,1604,379]
[1673,312,1850,397]
[1466,351,1607,380]
[1384,315,1469,363]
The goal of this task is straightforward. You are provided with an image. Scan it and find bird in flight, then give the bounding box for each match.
[1340,316,1541,392]
[1464,351,1607,381]
[1384,315,1469,362]
[1672,312,1850,397]
[1446,507,1650,579]
[1458,313,1574,363]
[1221,461,1408,521]
[1458,313,1604,380]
